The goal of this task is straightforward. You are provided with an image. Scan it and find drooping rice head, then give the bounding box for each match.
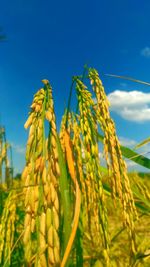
[88,68,137,254]
[23,80,60,266]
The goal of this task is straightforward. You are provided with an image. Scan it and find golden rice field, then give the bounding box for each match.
[0,67,150,266]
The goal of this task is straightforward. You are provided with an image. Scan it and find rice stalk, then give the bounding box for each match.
[23,80,60,266]
[59,111,67,154]
[43,79,60,266]
[23,87,46,264]
[0,191,17,266]
[1,66,149,266]
[74,78,109,263]
[89,68,138,254]
[72,117,86,202]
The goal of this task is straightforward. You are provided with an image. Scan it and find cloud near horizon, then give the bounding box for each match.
[141,46,150,58]
[119,136,137,147]
[108,90,150,122]
[11,143,25,154]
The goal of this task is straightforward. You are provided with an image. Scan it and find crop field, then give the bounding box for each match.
[0,67,150,267]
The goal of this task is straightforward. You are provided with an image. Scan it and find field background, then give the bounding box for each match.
[1,1,150,266]
[0,68,150,266]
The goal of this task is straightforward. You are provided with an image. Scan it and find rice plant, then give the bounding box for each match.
[0,67,150,266]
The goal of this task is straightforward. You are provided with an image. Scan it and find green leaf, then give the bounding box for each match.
[98,133,150,170]
[121,146,150,169]
[103,183,150,214]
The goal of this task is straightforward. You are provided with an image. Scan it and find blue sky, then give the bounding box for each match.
[1,0,150,174]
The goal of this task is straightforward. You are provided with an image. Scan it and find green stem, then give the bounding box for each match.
[56,134,72,266]
[65,80,74,128]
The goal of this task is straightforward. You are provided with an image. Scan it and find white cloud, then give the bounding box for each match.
[108,90,150,122]
[126,160,137,168]
[98,151,104,159]
[119,137,136,147]
[11,143,25,154]
[141,47,150,58]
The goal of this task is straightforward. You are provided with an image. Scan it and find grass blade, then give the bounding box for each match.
[98,133,150,170]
